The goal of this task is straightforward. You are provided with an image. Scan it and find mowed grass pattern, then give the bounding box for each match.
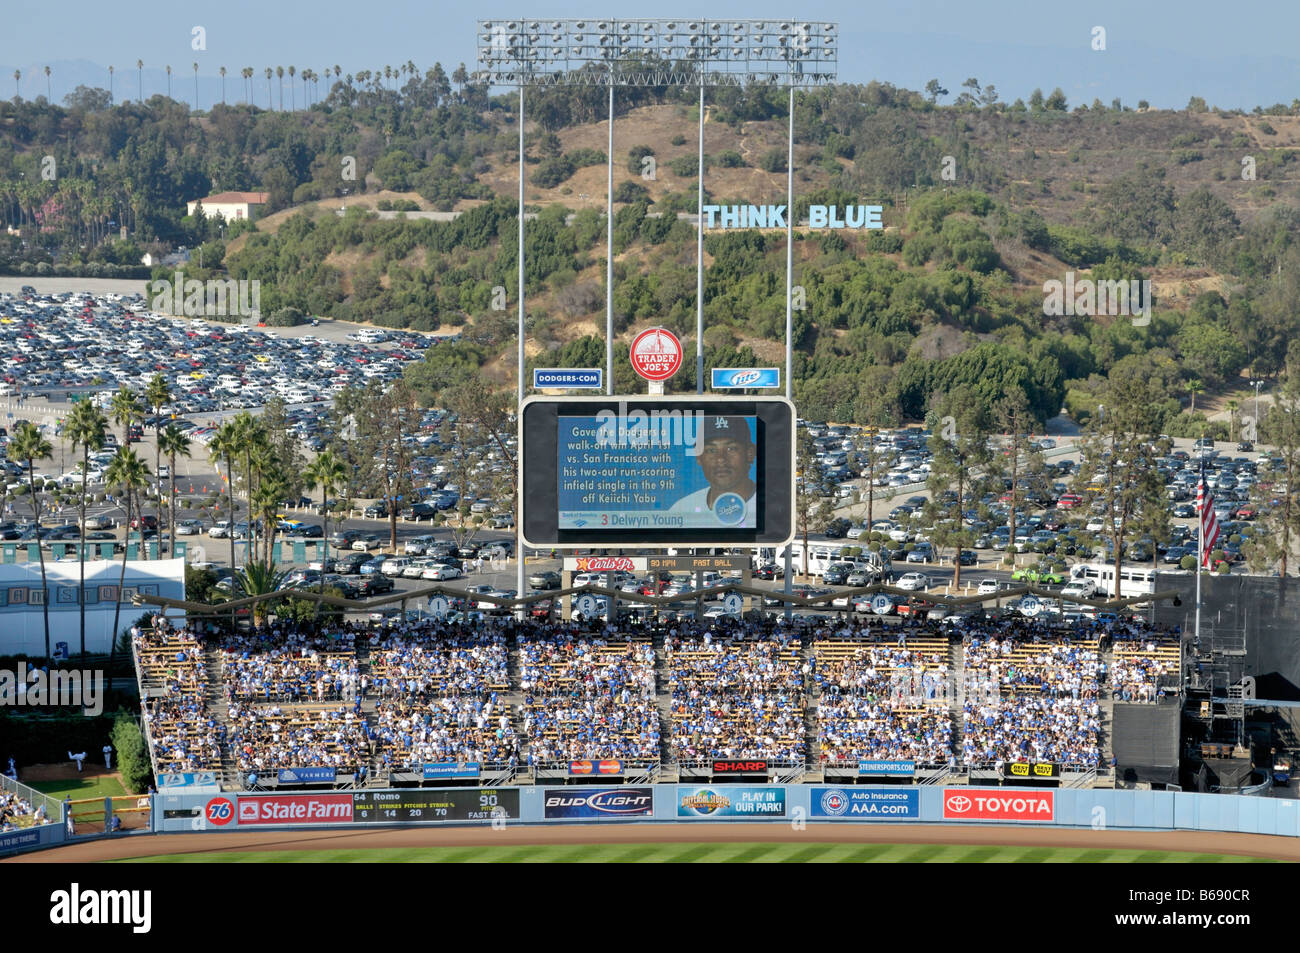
[113,843,1278,863]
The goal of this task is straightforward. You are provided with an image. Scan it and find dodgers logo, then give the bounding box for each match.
[713,493,745,525]
[820,789,849,817]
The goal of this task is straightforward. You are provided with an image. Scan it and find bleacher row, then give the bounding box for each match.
[131,616,1181,776]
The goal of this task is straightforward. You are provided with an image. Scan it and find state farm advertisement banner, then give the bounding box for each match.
[942,789,1054,822]
[563,556,646,573]
[236,793,354,826]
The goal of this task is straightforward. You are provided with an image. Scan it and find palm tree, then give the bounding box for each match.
[288,66,295,110]
[242,67,252,104]
[10,423,53,662]
[192,62,199,110]
[231,561,289,628]
[209,420,241,572]
[276,66,284,110]
[43,66,51,101]
[165,64,172,99]
[229,412,261,565]
[1189,379,1204,414]
[137,60,143,102]
[253,469,288,567]
[105,448,149,664]
[1225,399,1240,442]
[158,426,191,558]
[13,69,19,100]
[219,66,227,104]
[303,449,345,614]
[108,65,114,104]
[108,384,140,449]
[145,374,171,534]
[64,402,107,658]
[264,67,272,109]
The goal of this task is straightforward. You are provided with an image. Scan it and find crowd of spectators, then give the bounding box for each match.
[814,637,954,765]
[666,623,806,762]
[220,624,360,704]
[227,702,370,773]
[962,626,1102,767]
[370,620,518,769]
[519,625,659,763]
[133,620,223,772]
[0,790,44,832]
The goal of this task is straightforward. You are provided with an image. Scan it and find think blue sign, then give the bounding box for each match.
[711,368,780,389]
[534,368,602,390]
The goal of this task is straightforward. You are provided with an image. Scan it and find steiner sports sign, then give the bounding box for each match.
[942,790,1054,822]
[630,327,683,382]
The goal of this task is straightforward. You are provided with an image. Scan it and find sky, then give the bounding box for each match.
[2,1,1298,112]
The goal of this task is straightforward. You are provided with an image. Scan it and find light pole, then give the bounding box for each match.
[1251,380,1264,437]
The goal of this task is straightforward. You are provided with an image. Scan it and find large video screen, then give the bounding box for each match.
[556,413,758,530]
[522,396,794,548]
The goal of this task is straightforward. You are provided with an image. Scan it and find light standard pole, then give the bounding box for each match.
[1251,380,1264,437]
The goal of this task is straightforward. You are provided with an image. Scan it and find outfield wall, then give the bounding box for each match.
[149,786,1300,838]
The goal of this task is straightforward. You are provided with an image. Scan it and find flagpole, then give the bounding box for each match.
[1195,461,1203,647]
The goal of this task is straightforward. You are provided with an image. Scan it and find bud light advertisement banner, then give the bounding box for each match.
[542,787,653,819]
[556,409,758,531]
[676,786,786,818]
[812,788,919,820]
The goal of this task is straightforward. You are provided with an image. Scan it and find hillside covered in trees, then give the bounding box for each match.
[2,71,1300,426]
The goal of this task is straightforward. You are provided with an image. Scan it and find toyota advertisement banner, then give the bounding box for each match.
[542,787,653,820]
[942,789,1054,822]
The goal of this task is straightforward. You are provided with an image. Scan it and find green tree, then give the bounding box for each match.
[109,385,141,449]
[104,447,150,660]
[64,402,108,657]
[110,712,152,793]
[10,423,53,661]
[989,391,1047,558]
[795,430,834,577]
[158,425,192,558]
[1249,375,1300,576]
[208,420,241,575]
[923,386,993,589]
[303,449,347,614]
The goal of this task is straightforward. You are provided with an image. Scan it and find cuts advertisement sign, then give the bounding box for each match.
[942,789,1054,822]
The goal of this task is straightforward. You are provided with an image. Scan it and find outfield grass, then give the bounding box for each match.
[29,776,128,801]
[113,843,1278,863]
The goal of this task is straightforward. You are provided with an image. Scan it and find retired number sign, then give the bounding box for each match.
[630,327,683,382]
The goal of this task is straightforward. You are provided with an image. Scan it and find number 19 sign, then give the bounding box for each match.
[630,327,683,382]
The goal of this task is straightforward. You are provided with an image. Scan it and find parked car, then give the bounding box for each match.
[355,573,395,596]
[528,570,561,590]
[895,572,929,592]
[174,518,203,536]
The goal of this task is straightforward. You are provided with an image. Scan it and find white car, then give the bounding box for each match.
[174,519,203,536]
[1060,581,1097,600]
[423,564,462,581]
[381,558,411,576]
[208,521,231,538]
[977,579,1000,595]
[896,572,928,592]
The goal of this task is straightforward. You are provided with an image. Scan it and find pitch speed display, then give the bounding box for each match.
[352,789,519,823]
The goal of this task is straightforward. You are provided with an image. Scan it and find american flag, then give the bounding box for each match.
[1196,470,1221,568]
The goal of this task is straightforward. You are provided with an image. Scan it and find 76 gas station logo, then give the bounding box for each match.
[204,797,235,826]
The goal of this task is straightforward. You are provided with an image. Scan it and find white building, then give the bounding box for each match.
[0,558,186,655]
[185,191,270,222]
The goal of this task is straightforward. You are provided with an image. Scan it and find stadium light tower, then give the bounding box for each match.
[477,20,837,610]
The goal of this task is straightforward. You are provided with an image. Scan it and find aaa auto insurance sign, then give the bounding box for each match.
[943,789,1054,822]
[630,327,683,382]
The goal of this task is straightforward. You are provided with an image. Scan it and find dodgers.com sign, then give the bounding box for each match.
[711,367,780,389]
[236,794,354,826]
[534,368,602,390]
[812,788,919,820]
[277,767,336,784]
[423,762,481,779]
[858,760,915,777]
[942,789,1054,822]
